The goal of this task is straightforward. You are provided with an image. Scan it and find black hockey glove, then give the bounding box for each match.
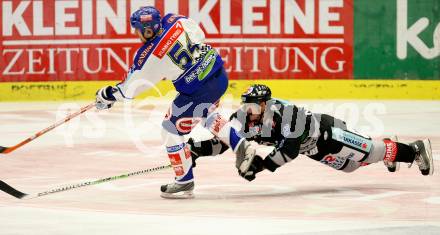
[96,86,118,110]
[238,155,265,182]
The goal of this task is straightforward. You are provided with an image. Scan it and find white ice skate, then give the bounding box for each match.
[410,139,434,176]
[384,136,400,172]
[160,182,194,199]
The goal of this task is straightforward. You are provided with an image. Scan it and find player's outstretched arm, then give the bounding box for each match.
[238,139,301,182]
[263,137,301,172]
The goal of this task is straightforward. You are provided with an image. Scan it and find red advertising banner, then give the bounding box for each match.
[0,0,353,82]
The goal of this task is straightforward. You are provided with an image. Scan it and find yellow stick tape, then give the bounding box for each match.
[0,80,439,101]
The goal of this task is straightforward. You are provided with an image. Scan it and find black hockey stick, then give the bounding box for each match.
[0,164,171,199]
[0,181,27,198]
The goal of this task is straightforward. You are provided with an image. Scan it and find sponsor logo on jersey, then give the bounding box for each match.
[184,49,217,84]
[137,43,155,67]
[210,115,227,135]
[383,139,397,162]
[321,155,336,164]
[343,136,364,148]
[173,166,185,176]
[342,132,370,151]
[184,146,191,159]
[168,153,182,165]
[176,117,202,134]
[332,127,372,152]
[166,143,185,153]
[153,22,183,58]
[320,155,346,170]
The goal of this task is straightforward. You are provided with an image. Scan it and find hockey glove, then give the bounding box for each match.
[96,86,118,110]
[238,155,265,181]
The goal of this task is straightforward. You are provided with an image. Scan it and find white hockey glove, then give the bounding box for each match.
[239,155,265,181]
[236,141,261,181]
[95,86,118,110]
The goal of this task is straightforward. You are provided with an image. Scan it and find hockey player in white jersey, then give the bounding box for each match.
[95,6,256,198]
[189,84,434,181]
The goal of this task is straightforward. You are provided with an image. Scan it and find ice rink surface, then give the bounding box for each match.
[0,99,439,235]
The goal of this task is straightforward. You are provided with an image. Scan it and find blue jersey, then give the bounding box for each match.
[116,14,224,98]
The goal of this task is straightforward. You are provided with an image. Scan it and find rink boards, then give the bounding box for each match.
[1,80,440,102]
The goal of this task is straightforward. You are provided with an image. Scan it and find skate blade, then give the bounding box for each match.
[422,139,434,176]
[161,191,194,199]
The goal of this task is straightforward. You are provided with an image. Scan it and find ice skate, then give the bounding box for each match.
[160,181,194,199]
[383,136,400,172]
[409,139,434,176]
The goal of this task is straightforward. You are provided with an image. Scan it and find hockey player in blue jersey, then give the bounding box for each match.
[95,6,256,198]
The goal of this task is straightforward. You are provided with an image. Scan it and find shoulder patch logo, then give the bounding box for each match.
[137,43,155,67]
[153,22,184,58]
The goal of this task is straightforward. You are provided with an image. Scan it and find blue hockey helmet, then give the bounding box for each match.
[130,6,162,36]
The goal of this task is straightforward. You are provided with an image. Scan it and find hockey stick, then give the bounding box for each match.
[0,103,95,154]
[0,164,172,199]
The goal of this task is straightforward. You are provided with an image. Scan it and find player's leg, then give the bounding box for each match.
[307,114,434,175]
[369,138,434,176]
[306,114,361,172]
[160,95,200,199]
[319,131,433,175]
[159,68,253,198]
[159,135,194,199]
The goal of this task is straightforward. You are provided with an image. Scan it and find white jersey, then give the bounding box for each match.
[115,14,223,99]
